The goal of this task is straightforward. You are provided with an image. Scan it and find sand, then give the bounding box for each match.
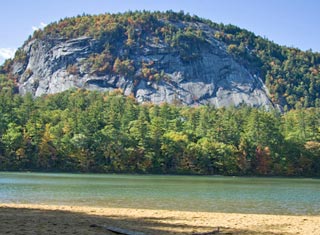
[0,203,319,235]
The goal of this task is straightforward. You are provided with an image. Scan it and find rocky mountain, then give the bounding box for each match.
[2,11,320,109]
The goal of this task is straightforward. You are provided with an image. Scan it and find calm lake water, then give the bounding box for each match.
[0,172,319,215]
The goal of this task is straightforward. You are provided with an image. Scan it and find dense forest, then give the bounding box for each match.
[0,11,319,176]
[0,77,319,176]
[3,10,320,109]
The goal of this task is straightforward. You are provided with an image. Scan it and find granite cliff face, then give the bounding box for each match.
[12,17,274,109]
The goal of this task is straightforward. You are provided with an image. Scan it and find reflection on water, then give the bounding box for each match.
[0,172,319,215]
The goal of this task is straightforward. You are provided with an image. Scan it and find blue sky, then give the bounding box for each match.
[0,0,319,64]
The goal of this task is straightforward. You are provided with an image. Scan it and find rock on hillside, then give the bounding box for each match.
[12,14,274,109]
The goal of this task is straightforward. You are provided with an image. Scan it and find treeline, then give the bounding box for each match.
[4,10,320,110]
[0,85,319,176]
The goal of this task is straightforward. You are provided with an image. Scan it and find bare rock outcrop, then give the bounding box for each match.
[14,20,274,109]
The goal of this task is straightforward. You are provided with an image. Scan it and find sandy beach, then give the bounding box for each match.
[0,203,319,235]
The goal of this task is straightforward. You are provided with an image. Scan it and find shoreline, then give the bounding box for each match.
[1,203,319,234]
[2,170,320,179]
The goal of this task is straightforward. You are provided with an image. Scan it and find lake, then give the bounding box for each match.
[0,172,319,215]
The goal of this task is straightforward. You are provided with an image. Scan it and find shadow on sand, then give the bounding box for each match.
[0,206,284,235]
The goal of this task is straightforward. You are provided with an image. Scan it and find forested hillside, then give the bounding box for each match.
[0,79,319,175]
[2,10,320,109]
[0,11,319,175]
